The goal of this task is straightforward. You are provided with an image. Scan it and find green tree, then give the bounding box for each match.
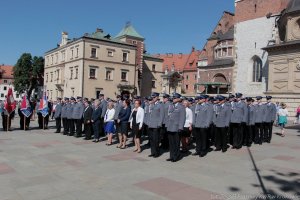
[13,53,44,97]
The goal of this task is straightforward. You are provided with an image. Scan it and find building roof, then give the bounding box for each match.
[0,65,14,79]
[262,40,300,51]
[155,47,201,72]
[218,28,234,41]
[143,54,164,61]
[115,22,145,40]
[204,58,235,68]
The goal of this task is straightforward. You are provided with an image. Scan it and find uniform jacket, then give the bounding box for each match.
[254,103,265,123]
[100,100,107,118]
[194,103,213,128]
[61,103,68,118]
[213,103,232,128]
[66,103,74,119]
[147,101,164,129]
[54,103,62,119]
[246,104,255,126]
[166,103,186,133]
[230,101,248,123]
[72,102,84,119]
[163,101,171,126]
[263,102,277,122]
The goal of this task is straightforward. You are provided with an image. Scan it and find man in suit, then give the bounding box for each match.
[263,96,277,143]
[230,93,248,149]
[166,93,186,162]
[54,97,62,133]
[160,94,171,150]
[61,97,69,135]
[254,96,265,145]
[83,100,93,140]
[214,95,232,152]
[73,97,84,138]
[148,92,165,158]
[92,99,102,142]
[193,95,213,157]
[67,97,75,136]
[99,94,107,137]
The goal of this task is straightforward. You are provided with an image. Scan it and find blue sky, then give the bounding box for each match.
[0,0,234,65]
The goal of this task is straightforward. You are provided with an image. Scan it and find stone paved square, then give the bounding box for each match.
[0,120,299,200]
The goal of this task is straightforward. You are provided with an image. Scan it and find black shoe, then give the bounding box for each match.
[199,152,207,157]
[153,154,160,158]
[148,154,154,157]
[166,158,172,161]
[214,148,221,151]
[192,152,199,156]
[222,149,227,153]
[54,131,59,133]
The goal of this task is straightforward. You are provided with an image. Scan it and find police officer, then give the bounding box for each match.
[161,94,171,150]
[73,97,84,137]
[214,95,232,152]
[263,96,276,143]
[143,96,151,144]
[254,96,265,145]
[61,97,69,135]
[99,94,107,137]
[54,97,62,133]
[166,93,186,162]
[67,97,75,136]
[230,93,248,149]
[148,92,164,158]
[193,95,213,157]
[245,97,255,147]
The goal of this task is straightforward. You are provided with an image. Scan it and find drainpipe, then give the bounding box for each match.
[82,40,85,97]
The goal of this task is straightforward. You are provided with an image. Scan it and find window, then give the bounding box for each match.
[132,40,137,44]
[106,70,113,80]
[91,48,97,58]
[57,69,60,80]
[1,94,4,98]
[3,86,7,91]
[122,52,128,62]
[185,85,189,90]
[108,51,113,57]
[76,48,79,58]
[46,73,48,82]
[252,56,263,82]
[152,81,156,88]
[254,4,257,13]
[194,74,197,80]
[96,90,102,99]
[70,68,73,80]
[3,80,7,83]
[50,73,53,82]
[55,53,58,64]
[186,75,189,80]
[152,64,156,71]
[121,71,128,81]
[71,49,74,59]
[51,55,53,64]
[62,52,65,62]
[89,68,96,79]
[75,68,78,79]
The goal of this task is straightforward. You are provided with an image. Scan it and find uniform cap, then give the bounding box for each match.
[172,93,181,99]
[235,93,243,98]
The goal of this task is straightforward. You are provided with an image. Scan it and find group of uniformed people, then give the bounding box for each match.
[48,92,276,163]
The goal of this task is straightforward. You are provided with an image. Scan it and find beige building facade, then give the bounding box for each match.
[44,29,137,100]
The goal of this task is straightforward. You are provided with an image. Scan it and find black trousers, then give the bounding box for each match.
[2,114,12,131]
[62,118,68,134]
[263,122,273,143]
[84,123,92,139]
[215,127,228,151]
[149,128,160,156]
[99,118,105,137]
[232,123,243,148]
[75,119,82,136]
[93,121,100,140]
[245,125,255,146]
[68,119,75,135]
[194,127,208,154]
[168,132,180,160]
[228,123,234,145]
[160,124,169,149]
[55,117,61,133]
[254,123,264,144]
[208,124,215,147]
[37,113,43,128]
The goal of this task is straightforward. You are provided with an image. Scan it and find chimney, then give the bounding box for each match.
[179,53,182,58]
[96,28,103,33]
[60,32,68,47]
[192,46,195,52]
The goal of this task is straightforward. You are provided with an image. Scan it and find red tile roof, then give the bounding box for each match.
[154,47,201,72]
[0,65,14,84]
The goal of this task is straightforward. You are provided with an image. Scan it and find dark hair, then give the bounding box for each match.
[135,99,141,106]
[124,99,130,106]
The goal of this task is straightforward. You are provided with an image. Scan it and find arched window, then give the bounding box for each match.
[252,56,262,82]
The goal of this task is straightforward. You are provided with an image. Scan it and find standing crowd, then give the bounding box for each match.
[0,92,289,162]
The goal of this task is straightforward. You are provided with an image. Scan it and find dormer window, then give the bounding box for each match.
[214,40,234,59]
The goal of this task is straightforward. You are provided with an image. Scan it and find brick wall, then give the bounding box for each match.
[235,0,289,23]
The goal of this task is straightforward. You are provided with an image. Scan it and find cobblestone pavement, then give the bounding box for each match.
[0,118,299,200]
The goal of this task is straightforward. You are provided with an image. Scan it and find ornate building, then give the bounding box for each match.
[196,11,235,95]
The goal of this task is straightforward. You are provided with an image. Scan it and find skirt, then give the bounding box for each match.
[132,123,142,139]
[105,121,115,134]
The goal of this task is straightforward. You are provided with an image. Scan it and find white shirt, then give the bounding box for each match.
[277,108,288,117]
[184,107,193,128]
[104,108,115,122]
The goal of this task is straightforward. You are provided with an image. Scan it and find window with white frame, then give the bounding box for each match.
[122,52,128,62]
[71,49,74,59]
[108,50,114,57]
[152,80,156,88]
[46,73,48,82]
[76,47,79,58]
[3,86,7,91]
[70,68,73,80]
[214,40,234,59]
[61,51,65,62]
[75,67,78,79]
[89,67,96,79]
[50,72,53,82]
[91,48,97,58]
[121,71,128,81]
[106,69,113,80]
[3,80,8,84]
[252,56,263,82]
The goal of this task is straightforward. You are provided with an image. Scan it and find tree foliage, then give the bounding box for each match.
[13,53,44,97]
